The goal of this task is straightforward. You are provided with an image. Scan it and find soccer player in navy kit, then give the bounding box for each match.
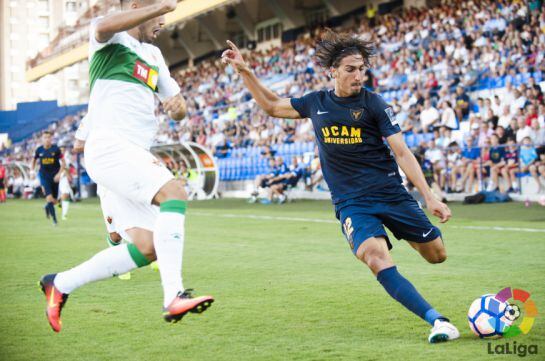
[32,131,65,225]
[222,30,460,343]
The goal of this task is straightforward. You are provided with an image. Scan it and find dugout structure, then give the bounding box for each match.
[151,142,219,200]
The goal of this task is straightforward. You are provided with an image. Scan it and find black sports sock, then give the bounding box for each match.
[48,202,57,223]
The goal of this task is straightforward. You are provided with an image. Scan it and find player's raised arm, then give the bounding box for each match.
[95,0,177,42]
[386,133,451,223]
[221,40,301,119]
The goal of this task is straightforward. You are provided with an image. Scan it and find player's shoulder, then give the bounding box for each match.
[144,43,165,60]
[362,88,387,105]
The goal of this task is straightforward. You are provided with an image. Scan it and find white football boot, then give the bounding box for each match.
[428,319,460,343]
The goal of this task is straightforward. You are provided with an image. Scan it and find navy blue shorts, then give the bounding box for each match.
[39,173,59,199]
[335,197,442,254]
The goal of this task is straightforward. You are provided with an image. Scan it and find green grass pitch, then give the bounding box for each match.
[0,199,544,361]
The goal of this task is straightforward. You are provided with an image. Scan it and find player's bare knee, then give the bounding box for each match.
[357,242,391,273]
[109,232,122,244]
[154,179,187,204]
[135,241,156,261]
[426,244,447,264]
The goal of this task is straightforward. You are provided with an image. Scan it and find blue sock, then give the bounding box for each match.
[377,266,445,325]
[47,202,57,223]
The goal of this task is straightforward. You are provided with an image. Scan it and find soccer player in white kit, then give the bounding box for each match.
[74,114,135,280]
[39,0,213,333]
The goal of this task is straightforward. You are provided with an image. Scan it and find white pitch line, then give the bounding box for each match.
[449,225,545,233]
[190,212,545,233]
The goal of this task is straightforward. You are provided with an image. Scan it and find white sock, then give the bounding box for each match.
[62,200,69,218]
[154,201,186,308]
[54,244,138,294]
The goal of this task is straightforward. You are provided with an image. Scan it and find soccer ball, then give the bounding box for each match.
[468,294,513,338]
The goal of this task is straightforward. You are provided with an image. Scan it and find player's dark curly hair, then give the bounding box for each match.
[314,28,376,69]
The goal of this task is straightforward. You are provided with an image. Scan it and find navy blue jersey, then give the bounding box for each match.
[34,145,63,176]
[489,146,505,164]
[291,89,410,204]
[272,163,288,177]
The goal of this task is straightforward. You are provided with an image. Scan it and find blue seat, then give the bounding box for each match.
[405,134,416,148]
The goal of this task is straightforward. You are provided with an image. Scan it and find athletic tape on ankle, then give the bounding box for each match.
[159,200,187,214]
[127,243,151,267]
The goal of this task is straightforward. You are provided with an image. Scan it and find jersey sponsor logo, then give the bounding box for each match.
[41,158,56,165]
[321,125,363,144]
[350,109,363,121]
[384,107,398,125]
[132,61,158,91]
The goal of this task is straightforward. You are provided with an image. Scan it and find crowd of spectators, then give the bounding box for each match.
[1,0,545,199]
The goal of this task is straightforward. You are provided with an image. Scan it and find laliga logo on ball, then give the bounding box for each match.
[468,287,538,339]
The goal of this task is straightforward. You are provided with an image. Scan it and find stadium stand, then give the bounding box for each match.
[2,0,545,199]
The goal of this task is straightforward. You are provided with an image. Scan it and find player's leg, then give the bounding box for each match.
[488,165,500,191]
[539,165,545,191]
[85,136,213,320]
[529,164,542,192]
[509,166,519,191]
[500,166,511,191]
[339,205,445,324]
[60,193,70,220]
[153,180,214,322]
[377,199,459,342]
[41,176,58,224]
[40,229,154,332]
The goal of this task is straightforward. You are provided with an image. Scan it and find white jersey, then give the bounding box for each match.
[75,114,90,141]
[87,17,180,149]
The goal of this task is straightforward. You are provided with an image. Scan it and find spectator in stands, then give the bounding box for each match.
[249,158,277,203]
[516,116,533,143]
[501,139,520,192]
[439,101,457,130]
[214,138,231,158]
[268,156,306,204]
[424,140,446,190]
[478,121,494,147]
[530,119,545,145]
[458,136,481,192]
[420,99,440,133]
[485,134,507,192]
[446,141,463,193]
[498,105,513,129]
[455,86,470,121]
[519,136,544,192]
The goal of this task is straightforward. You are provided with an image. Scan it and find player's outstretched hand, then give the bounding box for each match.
[221,40,248,73]
[427,198,451,223]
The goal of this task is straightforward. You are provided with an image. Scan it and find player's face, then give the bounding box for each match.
[138,15,165,43]
[332,55,365,97]
[42,134,52,147]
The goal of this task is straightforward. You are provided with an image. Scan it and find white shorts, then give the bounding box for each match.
[59,177,71,195]
[85,131,174,205]
[97,185,159,242]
